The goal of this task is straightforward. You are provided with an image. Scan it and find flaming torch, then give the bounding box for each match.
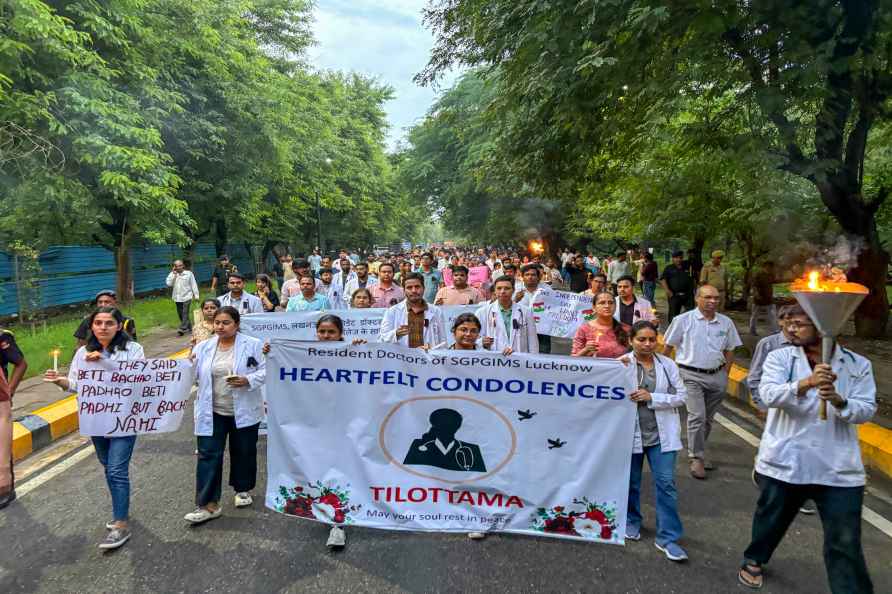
[790,270,868,420]
[528,240,545,256]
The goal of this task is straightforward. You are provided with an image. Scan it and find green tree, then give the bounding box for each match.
[422,0,892,336]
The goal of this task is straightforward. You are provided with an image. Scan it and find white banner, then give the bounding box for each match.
[241,305,479,344]
[76,358,194,436]
[265,342,636,544]
[531,288,594,338]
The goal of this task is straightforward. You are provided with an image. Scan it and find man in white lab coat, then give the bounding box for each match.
[475,275,538,355]
[737,304,875,593]
[379,273,446,348]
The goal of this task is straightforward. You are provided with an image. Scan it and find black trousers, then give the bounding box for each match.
[175,300,192,332]
[537,334,551,354]
[667,294,690,324]
[744,473,873,594]
[196,413,259,506]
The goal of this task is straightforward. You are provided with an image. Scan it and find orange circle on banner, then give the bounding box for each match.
[378,396,517,485]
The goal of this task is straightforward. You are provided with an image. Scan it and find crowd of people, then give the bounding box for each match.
[0,243,877,593]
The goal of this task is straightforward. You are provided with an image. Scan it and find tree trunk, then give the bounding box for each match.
[815,184,889,337]
[116,232,132,304]
[690,234,705,284]
[214,217,228,257]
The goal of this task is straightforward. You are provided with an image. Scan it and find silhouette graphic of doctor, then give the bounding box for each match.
[403,408,486,472]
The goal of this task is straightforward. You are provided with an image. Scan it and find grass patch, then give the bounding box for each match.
[5,287,244,379]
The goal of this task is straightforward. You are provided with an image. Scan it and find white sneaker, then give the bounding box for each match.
[326,526,346,548]
[234,492,253,508]
[184,506,222,524]
[468,532,487,540]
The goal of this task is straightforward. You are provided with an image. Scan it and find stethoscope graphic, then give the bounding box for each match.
[416,439,475,471]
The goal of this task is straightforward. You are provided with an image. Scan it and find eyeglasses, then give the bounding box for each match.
[785,321,815,331]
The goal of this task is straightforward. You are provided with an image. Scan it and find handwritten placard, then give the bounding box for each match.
[76,358,195,436]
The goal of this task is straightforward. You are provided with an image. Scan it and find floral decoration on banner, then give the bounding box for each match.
[275,480,361,525]
[530,497,618,541]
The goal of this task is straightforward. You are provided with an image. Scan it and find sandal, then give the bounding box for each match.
[737,562,763,589]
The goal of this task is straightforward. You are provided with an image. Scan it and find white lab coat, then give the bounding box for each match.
[317,283,345,310]
[474,301,539,353]
[332,270,357,292]
[627,352,686,454]
[68,342,145,392]
[192,333,266,436]
[614,295,657,325]
[165,270,199,303]
[218,291,263,314]
[379,301,446,347]
[757,345,876,487]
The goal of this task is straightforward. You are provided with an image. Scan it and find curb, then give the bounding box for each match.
[11,348,191,462]
[725,362,892,480]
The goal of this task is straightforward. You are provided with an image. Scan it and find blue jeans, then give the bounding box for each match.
[642,281,656,305]
[628,446,683,545]
[92,435,137,521]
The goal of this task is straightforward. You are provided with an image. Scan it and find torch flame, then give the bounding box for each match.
[528,240,544,256]
[791,269,869,294]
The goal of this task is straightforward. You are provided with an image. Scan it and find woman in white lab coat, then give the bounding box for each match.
[184,305,266,525]
[474,275,538,354]
[624,320,688,562]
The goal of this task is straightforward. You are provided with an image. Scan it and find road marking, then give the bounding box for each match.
[15,445,95,498]
[715,412,892,540]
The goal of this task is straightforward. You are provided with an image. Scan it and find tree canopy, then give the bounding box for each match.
[414,0,892,336]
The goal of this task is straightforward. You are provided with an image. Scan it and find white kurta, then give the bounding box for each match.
[474,301,539,353]
[757,345,876,487]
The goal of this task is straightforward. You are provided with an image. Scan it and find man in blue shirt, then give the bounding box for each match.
[417,252,443,304]
[286,276,331,312]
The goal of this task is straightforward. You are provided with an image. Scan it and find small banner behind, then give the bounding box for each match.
[531,288,593,338]
[76,358,194,436]
[241,305,479,344]
[265,342,636,544]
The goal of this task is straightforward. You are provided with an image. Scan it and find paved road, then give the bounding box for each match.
[2,395,891,593]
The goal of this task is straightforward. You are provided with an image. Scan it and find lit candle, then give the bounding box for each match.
[51,349,60,373]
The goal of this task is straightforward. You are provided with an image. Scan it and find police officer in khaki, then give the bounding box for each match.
[699,251,727,310]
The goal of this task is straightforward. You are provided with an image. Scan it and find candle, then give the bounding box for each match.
[51,349,60,373]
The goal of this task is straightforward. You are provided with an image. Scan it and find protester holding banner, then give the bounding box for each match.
[186,306,266,525]
[191,298,220,346]
[515,264,551,353]
[572,292,630,358]
[624,321,688,562]
[44,307,145,550]
[379,274,446,348]
[475,276,538,355]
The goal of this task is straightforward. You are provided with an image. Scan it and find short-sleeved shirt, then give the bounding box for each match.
[663,309,742,369]
[370,283,405,308]
[212,264,238,294]
[700,263,726,292]
[567,267,588,293]
[0,331,24,381]
[619,300,635,327]
[660,264,693,294]
[285,293,330,312]
[418,268,443,303]
[74,315,137,342]
[435,286,482,306]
